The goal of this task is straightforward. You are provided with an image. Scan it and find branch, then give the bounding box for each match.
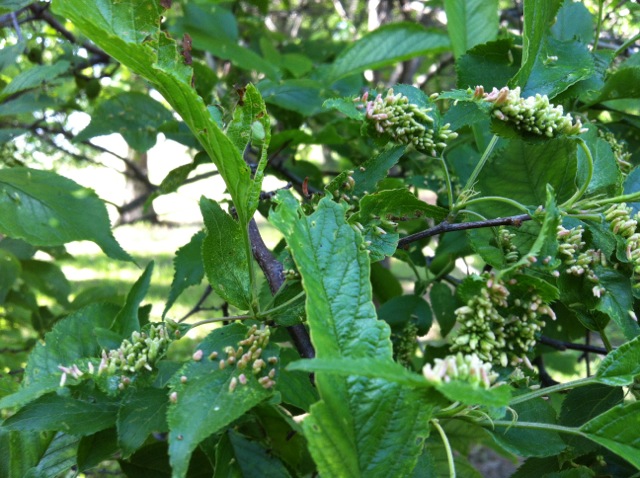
[179,286,214,322]
[29,3,109,59]
[248,219,315,359]
[397,213,532,249]
[538,335,608,355]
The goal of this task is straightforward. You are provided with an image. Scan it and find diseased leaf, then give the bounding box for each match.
[200,198,252,310]
[0,168,132,262]
[444,0,499,59]
[270,191,433,478]
[167,323,278,478]
[580,402,640,469]
[0,428,52,478]
[52,0,254,224]
[163,231,205,318]
[327,23,450,82]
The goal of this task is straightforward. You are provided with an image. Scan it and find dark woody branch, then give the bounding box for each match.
[248,219,315,359]
[398,213,532,249]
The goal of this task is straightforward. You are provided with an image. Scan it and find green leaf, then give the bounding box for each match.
[167,323,278,478]
[377,295,433,335]
[437,382,511,408]
[457,39,521,90]
[491,400,567,457]
[200,198,252,310]
[503,185,560,275]
[163,231,205,318]
[240,84,272,217]
[559,383,623,453]
[0,429,52,478]
[270,191,433,478]
[474,138,577,217]
[577,126,622,197]
[227,430,292,478]
[444,0,499,59]
[370,262,403,304]
[327,23,450,82]
[258,79,326,116]
[0,249,20,303]
[356,188,448,223]
[588,67,640,104]
[323,97,364,120]
[178,3,280,79]
[2,393,118,435]
[0,91,57,117]
[580,402,640,470]
[277,348,319,412]
[512,0,562,89]
[429,282,459,337]
[0,303,119,410]
[351,145,406,197]
[75,92,173,152]
[77,428,119,471]
[287,358,430,388]
[20,260,70,306]
[111,262,154,337]
[521,37,595,99]
[23,432,79,478]
[0,41,24,72]
[0,167,132,262]
[593,265,640,340]
[117,387,169,458]
[551,0,595,44]
[595,335,640,385]
[51,0,253,225]
[0,61,69,98]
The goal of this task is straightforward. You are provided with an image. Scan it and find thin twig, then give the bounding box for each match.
[248,219,315,359]
[538,335,608,355]
[397,214,532,249]
[179,286,214,323]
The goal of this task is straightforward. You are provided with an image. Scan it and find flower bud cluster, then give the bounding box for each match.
[556,225,604,296]
[498,227,519,263]
[599,130,632,173]
[58,323,170,389]
[451,275,555,367]
[605,203,640,288]
[354,89,457,156]
[478,86,586,138]
[422,353,498,389]
[391,321,418,367]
